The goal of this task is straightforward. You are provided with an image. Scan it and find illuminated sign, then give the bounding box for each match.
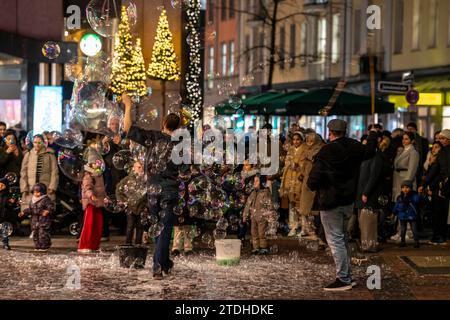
[80,33,102,57]
[33,86,62,134]
[389,93,443,107]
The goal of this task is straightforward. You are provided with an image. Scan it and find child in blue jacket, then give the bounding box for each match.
[392,180,420,248]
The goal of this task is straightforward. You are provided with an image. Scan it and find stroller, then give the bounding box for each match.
[51,176,83,236]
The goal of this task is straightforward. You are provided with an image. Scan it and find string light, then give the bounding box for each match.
[185,0,202,128]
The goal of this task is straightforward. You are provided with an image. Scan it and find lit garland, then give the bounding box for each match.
[147,9,181,81]
[185,0,203,128]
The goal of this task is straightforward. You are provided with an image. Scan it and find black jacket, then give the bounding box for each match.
[355,150,392,209]
[307,132,378,210]
[423,145,450,197]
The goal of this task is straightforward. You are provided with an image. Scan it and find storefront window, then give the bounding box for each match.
[0,100,21,128]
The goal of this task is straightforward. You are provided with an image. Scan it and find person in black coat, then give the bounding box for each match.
[419,130,450,244]
[307,119,378,291]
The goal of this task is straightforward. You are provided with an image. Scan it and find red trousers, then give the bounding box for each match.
[78,205,103,251]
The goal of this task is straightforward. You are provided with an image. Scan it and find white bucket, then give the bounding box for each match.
[215,239,241,266]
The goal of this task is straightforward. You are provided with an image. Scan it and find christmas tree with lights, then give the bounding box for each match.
[110,6,135,98]
[147,8,181,114]
[128,38,147,100]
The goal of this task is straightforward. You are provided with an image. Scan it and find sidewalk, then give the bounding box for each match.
[3,235,450,300]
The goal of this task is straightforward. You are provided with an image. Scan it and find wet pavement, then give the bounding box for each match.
[1,236,449,300]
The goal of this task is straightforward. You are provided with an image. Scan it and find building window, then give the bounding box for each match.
[317,17,326,61]
[300,22,307,65]
[208,46,215,89]
[221,42,227,75]
[354,9,361,55]
[411,0,420,51]
[332,13,340,63]
[229,41,235,75]
[229,0,235,19]
[221,0,227,21]
[394,0,404,54]
[290,24,296,68]
[279,26,286,69]
[428,0,438,48]
[208,0,214,23]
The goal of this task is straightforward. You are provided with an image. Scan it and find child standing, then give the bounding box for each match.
[78,160,107,253]
[392,180,420,248]
[19,183,55,251]
[116,160,147,245]
[0,178,11,250]
[243,175,273,255]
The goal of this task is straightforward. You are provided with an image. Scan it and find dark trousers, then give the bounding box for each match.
[149,191,177,274]
[102,209,110,238]
[126,213,144,245]
[2,235,9,247]
[431,195,449,241]
[400,220,418,242]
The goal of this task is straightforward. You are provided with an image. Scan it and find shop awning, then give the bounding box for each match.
[280,88,395,115]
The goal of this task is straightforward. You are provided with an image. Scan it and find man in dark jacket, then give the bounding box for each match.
[307,119,377,291]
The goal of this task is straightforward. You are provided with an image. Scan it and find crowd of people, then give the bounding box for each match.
[1,104,450,290]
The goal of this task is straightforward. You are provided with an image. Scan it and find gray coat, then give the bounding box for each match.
[392,145,420,200]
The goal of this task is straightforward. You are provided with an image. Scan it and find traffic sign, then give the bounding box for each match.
[406,89,420,105]
[378,81,411,94]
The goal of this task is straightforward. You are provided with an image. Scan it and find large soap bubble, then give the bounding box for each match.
[57,149,85,182]
[87,0,137,38]
[53,128,84,149]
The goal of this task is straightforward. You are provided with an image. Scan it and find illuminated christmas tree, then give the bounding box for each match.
[128,38,148,100]
[147,9,181,114]
[110,6,134,98]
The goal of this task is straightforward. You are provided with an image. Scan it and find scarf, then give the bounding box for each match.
[31,195,46,204]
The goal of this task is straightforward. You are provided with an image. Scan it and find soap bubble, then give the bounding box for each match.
[0,222,13,237]
[148,184,163,196]
[87,0,137,38]
[112,150,133,170]
[228,95,242,110]
[4,172,18,185]
[57,149,85,182]
[213,228,227,240]
[378,195,389,206]
[103,195,127,213]
[136,98,159,130]
[53,128,84,149]
[42,42,61,60]
[148,223,164,238]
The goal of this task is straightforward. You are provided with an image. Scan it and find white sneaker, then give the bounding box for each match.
[391,233,401,241]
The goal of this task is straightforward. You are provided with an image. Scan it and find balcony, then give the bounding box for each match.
[303,0,329,12]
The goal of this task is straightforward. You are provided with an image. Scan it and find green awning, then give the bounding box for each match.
[214,102,236,115]
[262,91,308,114]
[278,88,394,115]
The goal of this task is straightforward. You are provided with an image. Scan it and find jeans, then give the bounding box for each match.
[2,235,9,247]
[400,220,418,242]
[149,191,177,274]
[320,205,353,284]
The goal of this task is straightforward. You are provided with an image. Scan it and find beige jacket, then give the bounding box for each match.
[20,148,58,210]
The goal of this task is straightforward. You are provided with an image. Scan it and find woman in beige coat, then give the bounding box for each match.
[279,132,303,236]
[20,134,58,211]
[296,131,324,237]
[392,132,420,201]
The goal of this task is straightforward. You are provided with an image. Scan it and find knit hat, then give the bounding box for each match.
[439,129,450,140]
[401,180,413,189]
